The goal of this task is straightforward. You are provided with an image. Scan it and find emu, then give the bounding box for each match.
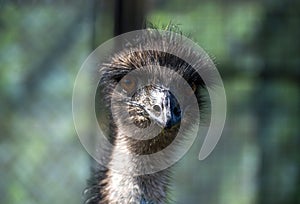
[84,29,210,204]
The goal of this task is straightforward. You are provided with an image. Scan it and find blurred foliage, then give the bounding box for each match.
[0,1,96,203]
[0,0,299,204]
[148,1,262,63]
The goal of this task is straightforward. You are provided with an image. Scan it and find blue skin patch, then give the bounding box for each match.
[140,196,156,204]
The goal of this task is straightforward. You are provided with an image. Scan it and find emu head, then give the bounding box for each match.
[97,47,208,155]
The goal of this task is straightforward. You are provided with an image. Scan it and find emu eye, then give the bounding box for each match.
[186,82,197,96]
[120,75,137,93]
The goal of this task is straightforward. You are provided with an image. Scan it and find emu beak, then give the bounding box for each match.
[145,89,182,129]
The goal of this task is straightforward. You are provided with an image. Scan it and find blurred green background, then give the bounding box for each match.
[0,0,299,204]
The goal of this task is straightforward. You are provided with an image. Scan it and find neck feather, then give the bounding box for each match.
[100,131,172,204]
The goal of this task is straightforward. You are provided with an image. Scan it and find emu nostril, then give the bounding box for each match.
[153,105,161,113]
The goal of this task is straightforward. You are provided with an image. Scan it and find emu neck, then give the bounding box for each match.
[100,131,171,204]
